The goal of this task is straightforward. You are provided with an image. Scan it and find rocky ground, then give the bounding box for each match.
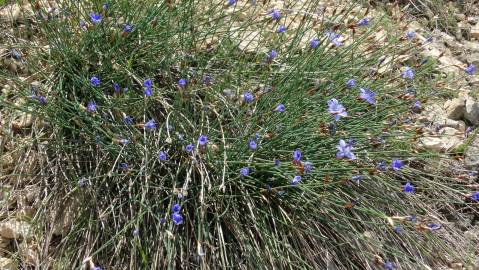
[0,1,479,269]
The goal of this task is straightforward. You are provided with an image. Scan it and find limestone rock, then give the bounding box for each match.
[0,220,33,241]
[419,136,463,152]
[472,22,479,39]
[464,97,479,125]
[465,137,479,169]
[444,97,465,120]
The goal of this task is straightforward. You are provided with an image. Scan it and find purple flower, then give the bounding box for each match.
[304,161,312,174]
[310,38,320,49]
[291,175,302,185]
[103,3,109,10]
[249,140,257,150]
[409,215,417,223]
[90,12,102,24]
[119,162,128,169]
[243,92,254,103]
[336,139,356,160]
[403,182,415,193]
[346,79,356,89]
[359,88,376,105]
[133,228,139,236]
[470,192,479,201]
[327,99,348,121]
[93,267,103,270]
[402,66,415,80]
[240,167,249,177]
[178,78,187,88]
[123,23,133,33]
[274,104,286,112]
[227,0,237,5]
[325,31,343,47]
[144,119,156,130]
[293,150,301,161]
[412,100,421,111]
[269,9,281,20]
[276,25,286,33]
[394,226,401,234]
[36,95,47,105]
[427,223,441,231]
[90,76,101,87]
[350,175,363,184]
[392,160,404,171]
[123,87,128,93]
[87,101,97,112]
[406,31,415,41]
[172,212,183,225]
[357,17,370,26]
[160,217,166,223]
[267,49,277,61]
[123,116,134,125]
[185,144,194,152]
[377,161,387,171]
[172,204,181,213]
[198,135,208,146]
[158,151,167,161]
[465,64,476,75]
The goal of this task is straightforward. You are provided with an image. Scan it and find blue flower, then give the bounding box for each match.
[402,66,415,80]
[90,12,102,24]
[133,228,139,236]
[144,119,156,130]
[92,267,103,270]
[240,167,249,177]
[249,140,257,150]
[327,99,348,121]
[158,151,167,161]
[470,192,479,201]
[408,215,417,223]
[377,161,387,171]
[198,135,208,146]
[123,116,134,125]
[178,78,187,88]
[123,23,133,33]
[160,217,166,223]
[465,64,476,75]
[227,0,237,5]
[35,95,47,105]
[119,138,129,145]
[276,25,286,33]
[336,139,356,160]
[172,204,181,213]
[103,3,109,10]
[267,49,277,61]
[185,144,194,152]
[90,76,101,87]
[293,150,301,161]
[325,31,343,46]
[113,83,119,92]
[172,212,183,225]
[403,182,415,193]
[394,226,401,234]
[357,17,370,26]
[274,159,281,167]
[392,160,404,171]
[304,161,312,174]
[203,75,213,85]
[427,223,441,231]
[406,31,415,41]
[310,38,320,49]
[269,9,281,20]
[119,162,128,169]
[144,88,152,97]
[383,261,395,270]
[291,175,302,185]
[346,79,356,89]
[350,175,363,184]
[274,104,286,112]
[87,101,97,112]
[144,79,152,88]
[243,92,254,103]
[412,100,421,111]
[359,88,376,105]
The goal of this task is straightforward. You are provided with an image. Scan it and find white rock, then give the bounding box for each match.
[419,136,463,152]
[438,127,462,136]
[0,257,17,270]
[0,220,33,241]
[465,137,479,169]
[464,97,479,124]
[444,97,465,120]
[472,22,479,39]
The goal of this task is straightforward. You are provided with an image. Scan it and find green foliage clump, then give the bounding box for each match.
[8,0,475,269]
